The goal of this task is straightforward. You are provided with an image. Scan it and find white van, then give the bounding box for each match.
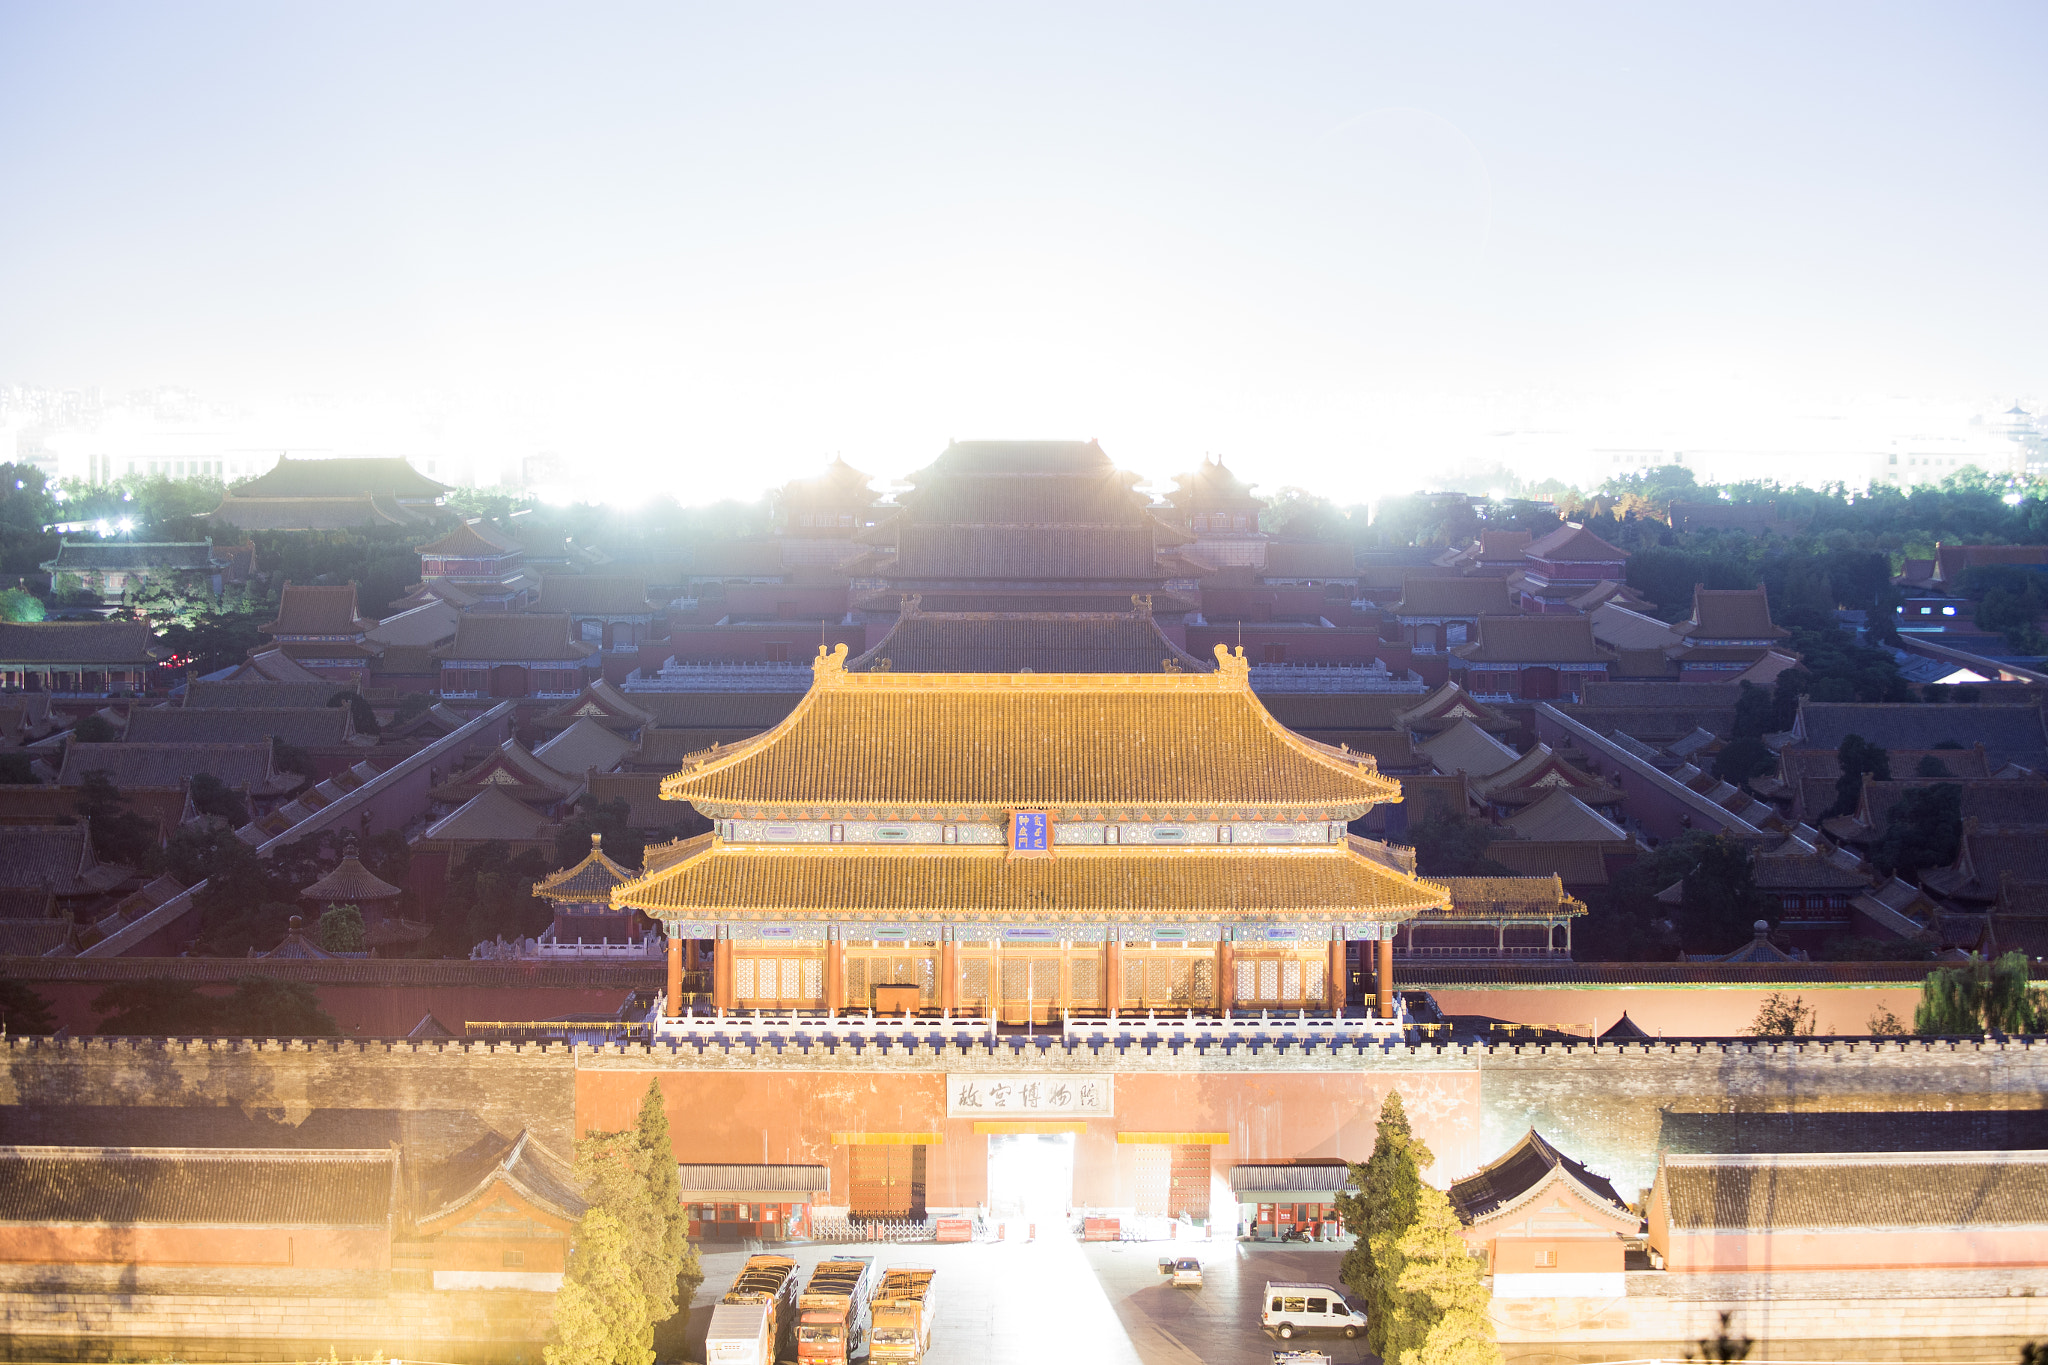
[1261,1282,1367,1340]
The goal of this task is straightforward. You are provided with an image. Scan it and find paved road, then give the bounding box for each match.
[685,1234,1376,1365]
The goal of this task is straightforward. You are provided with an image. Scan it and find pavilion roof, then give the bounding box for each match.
[416,519,522,557]
[655,643,1402,819]
[299,854,402,903]
[612,837,1450,922]
[533,833,637,902]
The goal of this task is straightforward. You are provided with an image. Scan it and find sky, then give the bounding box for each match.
[2,2,2045,502]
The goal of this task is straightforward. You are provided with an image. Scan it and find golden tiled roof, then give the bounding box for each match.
[657,643,1402,818]
[611,838,1450,921]
[531,833,636,902]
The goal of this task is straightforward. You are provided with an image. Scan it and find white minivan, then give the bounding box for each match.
[1261,1282,1367,1340]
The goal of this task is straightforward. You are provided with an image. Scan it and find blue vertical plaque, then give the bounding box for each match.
[1010,810,1049,854]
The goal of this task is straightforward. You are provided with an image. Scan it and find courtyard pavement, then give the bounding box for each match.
[683,1233,1375,1365]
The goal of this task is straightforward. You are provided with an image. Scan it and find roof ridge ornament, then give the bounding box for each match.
[1212,642,1250,685]
[813,641,849,682]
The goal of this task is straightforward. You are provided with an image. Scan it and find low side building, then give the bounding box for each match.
[1449,1130,1639,1298]
[0,621,161,699]
[1647,1148,2048,1273]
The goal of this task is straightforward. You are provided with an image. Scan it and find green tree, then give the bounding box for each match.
[1745,992,1816,1038]
[216,976,339,1034]
[1406,812,1515,878]
[1388,1183,1501,1365]
[0,974,56,1033]
[1829,734,1890,818]
[73,713,118,743]
[545,1207,651,1365]
[75,770,159,869]
[93,979,222,1034]
[1915,952,2043,1035]
[0,586,45,622]
[1869,783,1963,880]
[1710,736,1774,789]
[556,797,647,870]
[394,692,436,723]
[638,1080,704,1360]
[557,1094,697,1365]
[1732,681,1776,740]
[188,772,250,827]
[328,689,380,735]
[1676,835,1765,954]
[317,904,366,952]
[1337,1090,1435,1359]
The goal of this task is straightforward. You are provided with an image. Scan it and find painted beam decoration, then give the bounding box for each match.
[948,1073,1113,1118]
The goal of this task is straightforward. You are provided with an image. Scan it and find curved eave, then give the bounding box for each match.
[611,838,1452,922]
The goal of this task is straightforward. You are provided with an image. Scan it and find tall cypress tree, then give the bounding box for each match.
[636,1079,704,1312]
[1337,1090,1435,1358]
[1392,1183,1502,1365]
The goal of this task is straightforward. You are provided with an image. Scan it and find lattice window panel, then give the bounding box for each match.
[1169,959,1194,1003]
[1305,958,1324,1003]
[1146,959,1169,1001]
[802,958,823,1000]
[918,956,936,1003]
[781,960,800,999]
[1258,960,1279,1001]
[1236,960,1254,1002]
[1002,959,1029,1003]
[1030,958,1059,1002]
[1282,960,1303,1001]
[960,958,989,1004]
[1069,957,1101,1005]
[847,958,869,1003]
[736,959,756,1000]
[1193,959,1214,1001]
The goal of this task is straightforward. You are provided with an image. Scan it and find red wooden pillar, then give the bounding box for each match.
[665,933,682,1018]
[1216,941,1234,1015]
[1375,937,1394,1018]
[1328,937,1347,1013]
[1105,939,1124,1019]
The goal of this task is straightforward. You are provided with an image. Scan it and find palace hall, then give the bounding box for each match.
[615,641,1453,1022]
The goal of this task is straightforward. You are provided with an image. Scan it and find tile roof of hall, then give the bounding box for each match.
[224,647,330,684]
[58,742,294,794]
[1675,586,1791,641]
[613,837,1450,921]
[846,610,1210,674]
[1259,693,1423,732]
[432,614,595,662]
[1590,603,1684,652]
[0,1146,397,1227]
[419,786,558,843]
[43,540,222,571]
[1524,523,1628,563]
[1451,614,1612,664]
[538,678,658,729]
[655,644,1401,816]
[416,519,522,556]
[233,455,449,500]
[0,621,160,666]
[1470,745,1623,806]
[182,680,346,709]
[210,495,432,532]
[124,705,353,748]
[1449,1129,1634,1227]
[363,599,462,648]
[1389,575,1516,617]
[532,716,633,776]
[1794,702,2048,771]
[1430,873,1578,914]
[1503,789,1631,843]
[526,576,662,616]
[1261,542,1358,578]
[533,835,637,901]
[413,1130,585,1231]
[433,739,585,799]
[263,583,368,636]
[1415,719,1521,779]
[626,692,803,730]
[1655,1150,2048,1232]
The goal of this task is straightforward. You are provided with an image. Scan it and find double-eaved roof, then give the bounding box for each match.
[654,642,1402,819]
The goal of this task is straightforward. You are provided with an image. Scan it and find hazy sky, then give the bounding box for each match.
[2,3,2044,500]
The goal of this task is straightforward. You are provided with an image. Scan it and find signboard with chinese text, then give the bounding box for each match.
[1008,810,1050,856]
[947,1073,1113,1119]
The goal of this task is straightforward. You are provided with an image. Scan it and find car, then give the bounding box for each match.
[1261,1281,1366,1340]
